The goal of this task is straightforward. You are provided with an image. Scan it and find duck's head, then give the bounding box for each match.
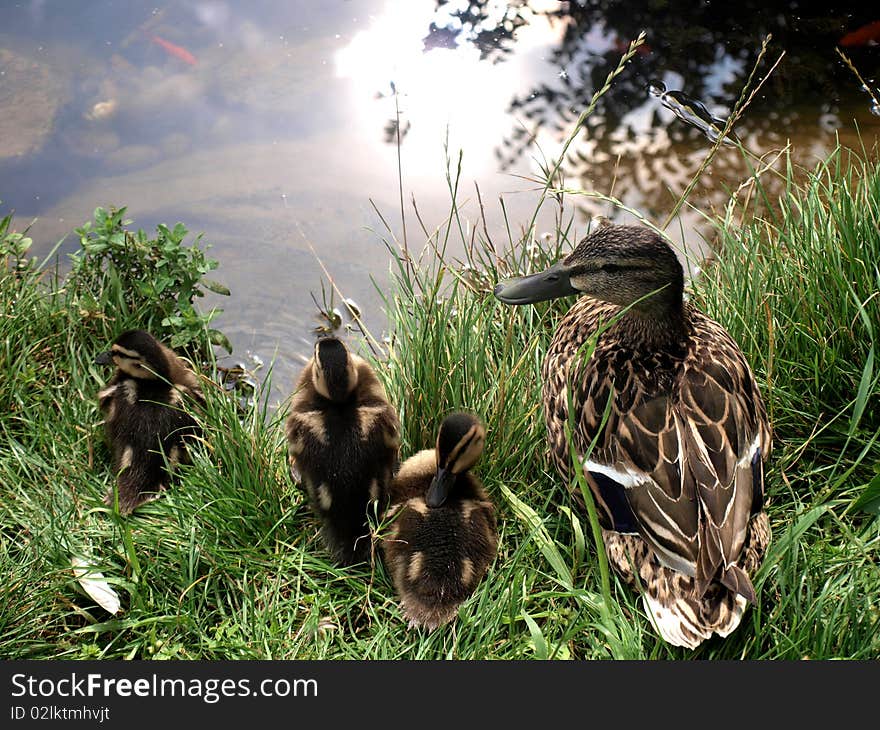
[493,224,684,314]
[426,412,486,508]
[311,336,359,403]
[95,329,171,380]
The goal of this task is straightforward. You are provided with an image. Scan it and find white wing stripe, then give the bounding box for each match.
[583,458,645,489]
[737,433,761,466]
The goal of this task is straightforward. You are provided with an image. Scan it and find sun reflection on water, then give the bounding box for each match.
[334,0,566,175]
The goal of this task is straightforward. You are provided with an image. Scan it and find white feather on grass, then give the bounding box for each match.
[70,556,121,615]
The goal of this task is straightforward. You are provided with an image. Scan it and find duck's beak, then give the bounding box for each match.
[426,467,454,508]
[95,351,113,365]
[493,260,578,305]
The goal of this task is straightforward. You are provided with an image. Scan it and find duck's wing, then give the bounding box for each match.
[583,334,769,603]
[676,333,770,601]
[353,363,400,451]
[585,390,701,579]
[285,365,324,469]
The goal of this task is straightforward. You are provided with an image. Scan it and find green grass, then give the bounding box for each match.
[2,136,879,659]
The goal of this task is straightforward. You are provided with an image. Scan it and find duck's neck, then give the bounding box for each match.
[613,298,687,352]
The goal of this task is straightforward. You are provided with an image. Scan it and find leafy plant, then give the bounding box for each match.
[67,206,232,358]
[0,209,34,269]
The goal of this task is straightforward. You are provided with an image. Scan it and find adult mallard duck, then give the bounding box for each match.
[286,336,400,565]
[381,412,498,630]
[494,222,771,649]
[95,329,204,515]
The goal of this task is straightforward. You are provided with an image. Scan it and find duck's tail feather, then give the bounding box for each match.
[719,564,756,604]
[642,587,747,650]
[105,449,167,515]
[604,513,770,649]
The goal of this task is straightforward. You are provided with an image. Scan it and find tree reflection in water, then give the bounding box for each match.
[394,1,880,240]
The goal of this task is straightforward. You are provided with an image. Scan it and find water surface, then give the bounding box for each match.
[2,0,878,400]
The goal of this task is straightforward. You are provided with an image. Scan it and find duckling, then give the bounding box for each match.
[286,336,400,565]
[494,223,771,649]
[95,329,204,514]
[381,412,498,630]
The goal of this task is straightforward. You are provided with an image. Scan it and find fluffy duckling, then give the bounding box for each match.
[286,336,400,565]
[95,329,203,514]
[381,412,498,630]
[495,222,771,649]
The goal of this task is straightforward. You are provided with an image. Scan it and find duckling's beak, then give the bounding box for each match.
[493,260,578,305]
[95,351,113,365]
[426,467,454,508]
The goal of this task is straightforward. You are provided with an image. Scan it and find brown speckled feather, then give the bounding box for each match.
[543,295,771,647]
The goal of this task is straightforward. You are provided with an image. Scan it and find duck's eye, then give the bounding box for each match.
[601,263,621,273]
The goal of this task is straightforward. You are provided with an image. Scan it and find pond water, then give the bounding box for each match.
[2,0,879,402]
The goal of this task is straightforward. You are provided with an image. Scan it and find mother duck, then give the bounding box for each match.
[494,222,771,649]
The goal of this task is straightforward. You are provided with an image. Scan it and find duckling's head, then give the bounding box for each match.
[95,329,171,380]
[493,224,684,314]
[426,412,486,508]
[311,336,359,403]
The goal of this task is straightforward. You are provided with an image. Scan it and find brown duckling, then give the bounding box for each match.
[286,336,400,565]
[494,222,771,649]
[95,329,204,514]
[381,412,498,630]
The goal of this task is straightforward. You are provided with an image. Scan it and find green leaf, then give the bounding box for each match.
[521,611,548,659]
[852,472,880,516]
[848,345,875,436]
[170,332,190,348]
[202,279,230,296]
[209,329,233,354]
[559,505,585,575]
[498,483,572,589]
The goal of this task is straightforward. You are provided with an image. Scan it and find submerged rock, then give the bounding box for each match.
[0,48,66,159]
